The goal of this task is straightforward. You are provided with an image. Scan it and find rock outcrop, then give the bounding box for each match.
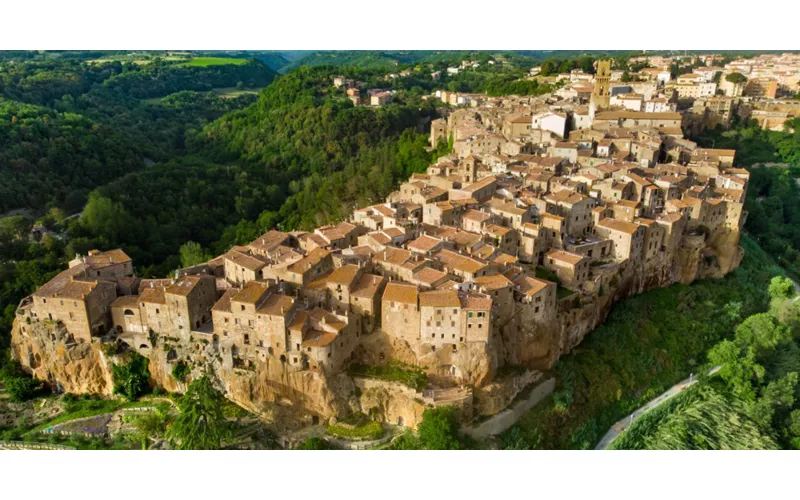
[11,229,743,430]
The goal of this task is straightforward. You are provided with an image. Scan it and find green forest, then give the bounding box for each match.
[0,53,455,364]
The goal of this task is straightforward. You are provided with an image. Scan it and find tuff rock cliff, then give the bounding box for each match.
[11,230,742,430]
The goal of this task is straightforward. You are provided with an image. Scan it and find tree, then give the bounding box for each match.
[178,241,211,268]
[167,375,230,450]
[723,301,743,326]
[734,313,792,358]
[130,407,172,449]
[768,276,795,301]
[3,376,42,402]
[81,192,131,243]
[0,359,42,402]
[749,372,798,428]
[417,406,461,450]
[709,339,763,401]
[0,216,31,240]
[725,72,748,85]
[111,352,151,401]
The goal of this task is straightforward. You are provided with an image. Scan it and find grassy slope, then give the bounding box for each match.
[507,234,782,449]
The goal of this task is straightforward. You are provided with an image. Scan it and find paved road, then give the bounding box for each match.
[595,366,720,450]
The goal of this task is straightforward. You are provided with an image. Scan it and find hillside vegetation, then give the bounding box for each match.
[502,235,784,449]
[611,275,800,449]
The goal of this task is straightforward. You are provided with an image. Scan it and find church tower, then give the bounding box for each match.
[591,59,611,115]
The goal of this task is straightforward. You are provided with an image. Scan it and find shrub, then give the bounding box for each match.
[501,425,541,450]
[327,420,383,441]
[389,431,423,450]
[4,375,43,402]
[417,406,461,450]
[0,359,42,402]
[112,352,151,401]
[171,361,190,383]
[348,361,427,391]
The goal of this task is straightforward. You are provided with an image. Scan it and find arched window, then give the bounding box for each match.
[123,309,135,316]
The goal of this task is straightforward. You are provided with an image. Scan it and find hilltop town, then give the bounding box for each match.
[348,52,800,132]
[10,58,752,430]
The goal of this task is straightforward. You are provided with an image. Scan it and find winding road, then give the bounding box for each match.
[594,366,721,450]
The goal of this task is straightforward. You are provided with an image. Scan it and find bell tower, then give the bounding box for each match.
[591,59,611,112]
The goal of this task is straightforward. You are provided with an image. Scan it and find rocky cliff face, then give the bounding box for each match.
[11,321,114,395]
[11,230,743,430]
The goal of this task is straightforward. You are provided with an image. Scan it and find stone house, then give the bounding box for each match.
[381,282,420,345]
[419,290,468,351]
[165,275,217,335]
[510,273,557,321]
[544,249,589,288]
[423,201,460,226]
[349,273,386,334]
[32,265,119,342]
[594,218,646,261]
[223,249,266,286]
[68,249,134,280]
